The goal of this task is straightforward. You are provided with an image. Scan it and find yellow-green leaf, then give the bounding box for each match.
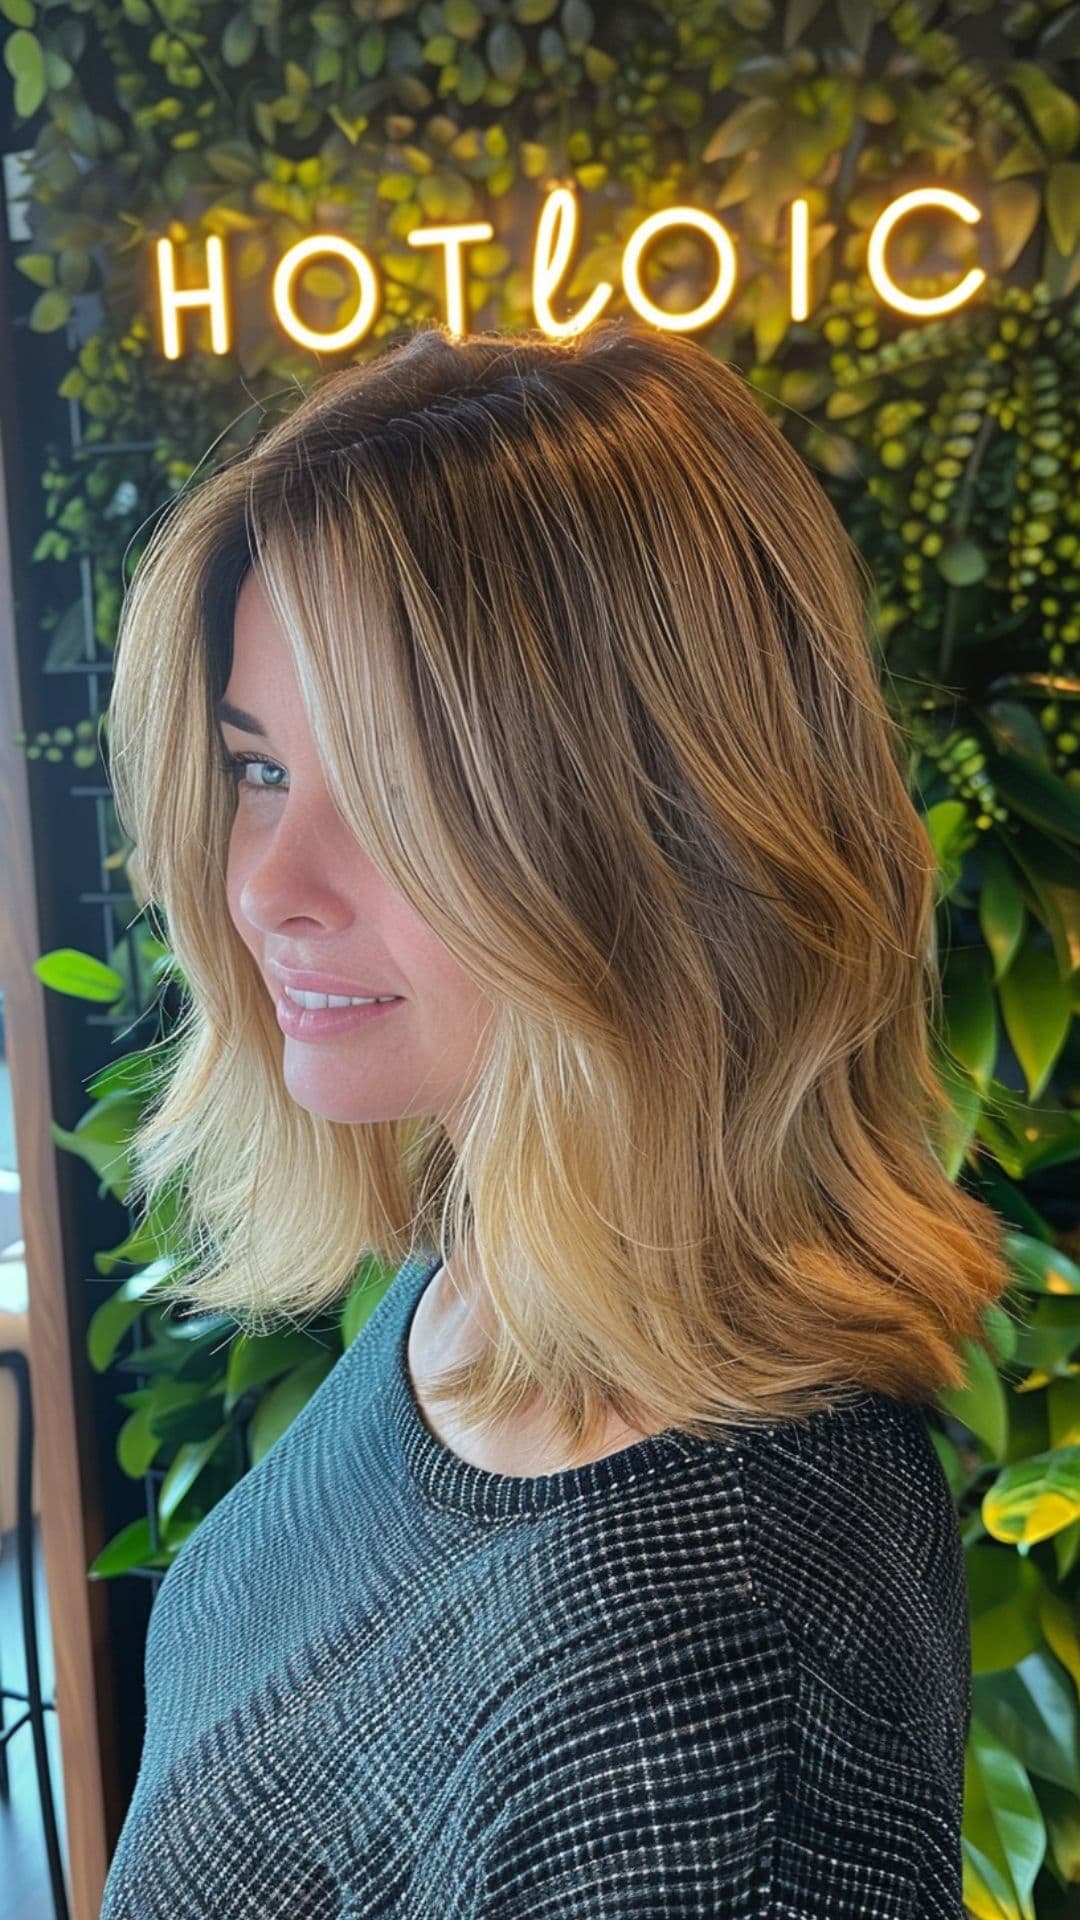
[983,1445,1080,1547]
[158,1423,232,1527]
[28,285,72,332]
[117,1402,163,1478]
[979,839,1027,983]
[1003,1231,1080,1298]
[988,179,1042,271]
[938,1336,1010,1459]
[998,938,1072,1101]
[4,27,44,119]
[1005,60,1080,160]
[702,97,782,164]
[34,946,124,1000]
[1038,1588,1080,1699]
[1046,162,1080,261]
[15,250,54,287]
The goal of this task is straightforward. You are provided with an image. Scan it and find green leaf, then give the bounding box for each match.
[1037,1584,1080,1701]
[783,0,827,51]
[112,1342,189,1377]
[87,1515,165,1580]
[1004,825,1080,983]
[988,179,1042,272]
[931,1047,982,1181]
[224,1326,335,1405]
[986,745,1080,845]
[445,0,482,33]
[985,701,1051,766]
[826,380,883,419]
[0,0,35,24]
[86,1259,182,1372]
[311,43,340,84]
[957,1728,1045,1920]
[14,250,54,287]
[4,27,45,118]
[456,45,487,101]
[65,99,101,160]
[340,1262,396,1347]
[701,96,782,164]
[974,1648,1080,1796]
[834,0,872,58]
[967,1544,1044,1674]
[85,1040,172,1102]
[117,1401,164,1478]
[582,44,616,85]
[978,1164,1056,1249]
[978,1089,1080,1180]
[1002,1230,1080,1298]
[937,1337,1010,1459]
[560,0,593,47]
[311,5,349,46]
[728,0,772,27]
[28,286,72,333]
[33,945,124,1000]
[487,20,526,85]
[247,1353,336,1466]
[205,139,260,182]
[51,1091,142,1204]
[57,245,91,293]
[983,1445,1080,1549]
[158,1422,232,1526]
[942,944,998,1093]
[924,798,974,896]
[1046,162,1080,259]
[151,1384,228,1447]
[998,938,1072,1101]
[1004,60,1080,160]
[982,1301,1019,1365]
[43,48,71,89]
[937,535,988,587]
[978,839,1027,984]
[357,25,385,76]
[328,104,367,144]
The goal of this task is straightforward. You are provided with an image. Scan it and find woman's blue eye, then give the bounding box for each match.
[218,750,287,791]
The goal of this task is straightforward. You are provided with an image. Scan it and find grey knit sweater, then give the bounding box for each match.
[99,1248,972,1918]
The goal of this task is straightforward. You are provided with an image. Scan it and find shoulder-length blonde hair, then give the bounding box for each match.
[105,316,1011,1458]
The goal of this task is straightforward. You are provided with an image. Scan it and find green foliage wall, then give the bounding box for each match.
[4,1,1080,1914]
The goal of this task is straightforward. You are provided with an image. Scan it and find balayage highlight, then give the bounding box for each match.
[105,317,1012,1461]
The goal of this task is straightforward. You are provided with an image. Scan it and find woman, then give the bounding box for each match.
[99,318,1008,1917]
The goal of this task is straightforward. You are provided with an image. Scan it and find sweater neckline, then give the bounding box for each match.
[387,1252,714,1520]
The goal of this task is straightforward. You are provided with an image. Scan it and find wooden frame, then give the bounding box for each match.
[0,286,118,1920]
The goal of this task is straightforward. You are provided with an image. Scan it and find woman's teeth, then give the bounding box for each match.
[283,988,398,1009]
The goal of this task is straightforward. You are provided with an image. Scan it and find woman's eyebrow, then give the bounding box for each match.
[216,699,267,738]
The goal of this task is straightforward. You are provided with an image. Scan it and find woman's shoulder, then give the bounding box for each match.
[551,1389,968,1739]
[728,1389,966,1650]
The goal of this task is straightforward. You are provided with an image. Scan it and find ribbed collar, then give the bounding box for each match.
[386,1251,713,1521]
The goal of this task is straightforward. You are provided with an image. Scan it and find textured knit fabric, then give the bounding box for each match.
[99,1248,973,1919]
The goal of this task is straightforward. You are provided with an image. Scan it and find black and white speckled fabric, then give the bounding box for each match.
[100,1249,972,1918]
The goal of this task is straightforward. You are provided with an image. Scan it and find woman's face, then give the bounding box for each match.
[219,569,494,1135]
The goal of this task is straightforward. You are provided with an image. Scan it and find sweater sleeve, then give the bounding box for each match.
[467,1596,964,1920]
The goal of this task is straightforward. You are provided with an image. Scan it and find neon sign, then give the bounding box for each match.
[155,184,986,360]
